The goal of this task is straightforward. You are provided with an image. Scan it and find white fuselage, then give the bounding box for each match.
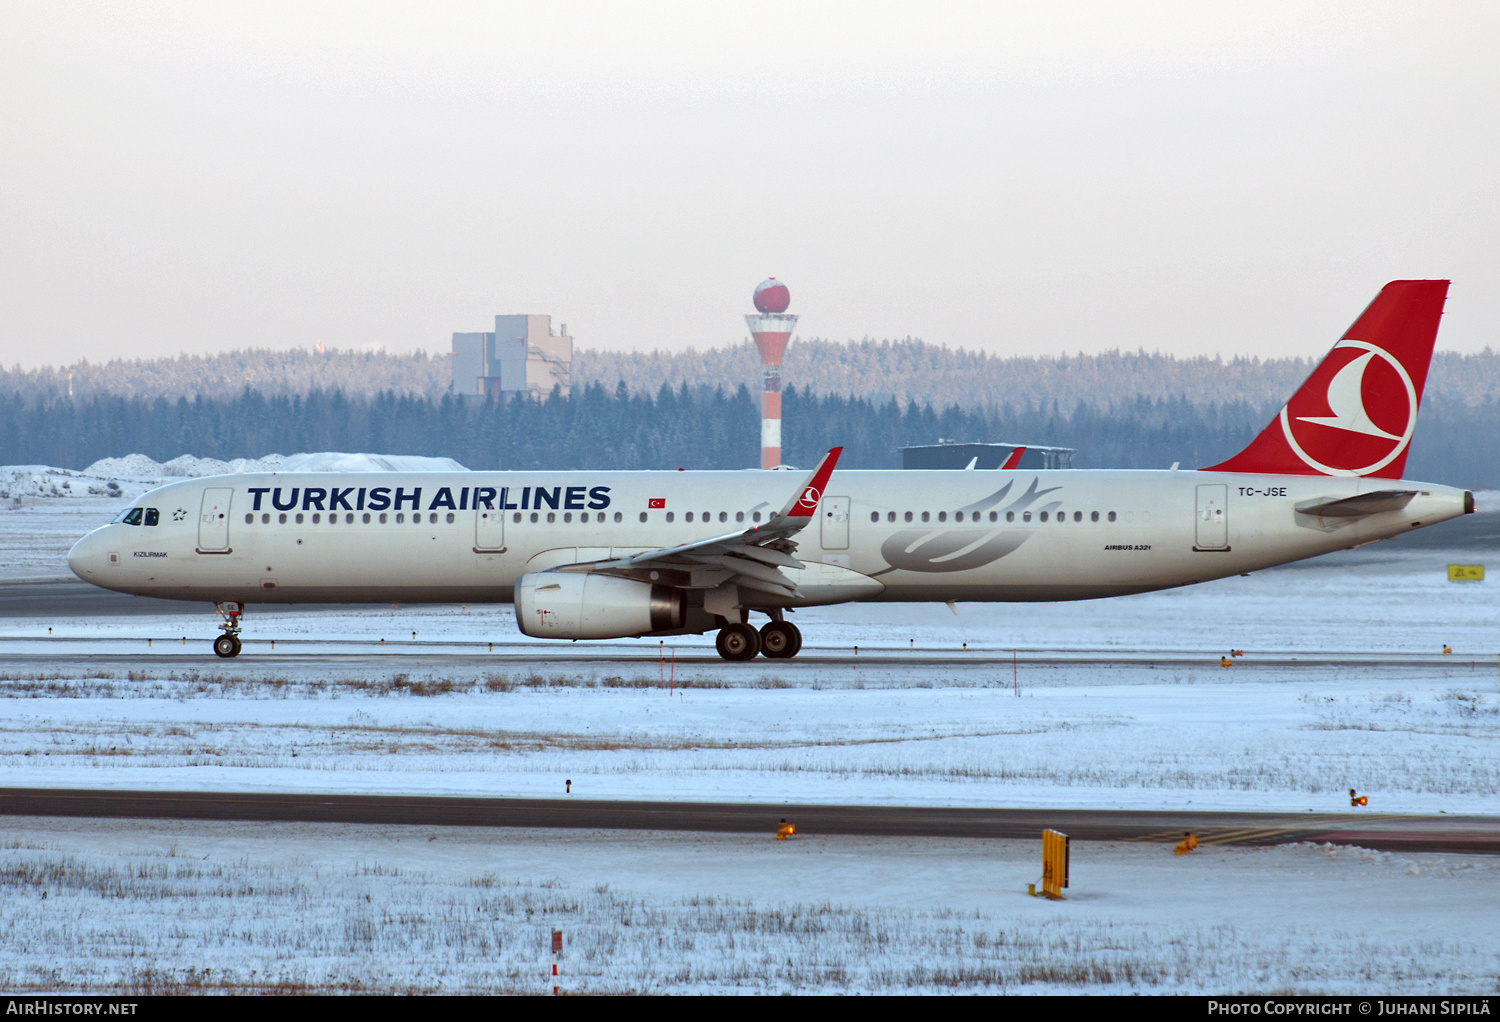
[67,469,1469,619]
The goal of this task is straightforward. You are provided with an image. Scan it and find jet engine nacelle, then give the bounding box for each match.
[514,572,686,639]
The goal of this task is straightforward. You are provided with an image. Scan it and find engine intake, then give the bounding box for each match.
[515,572,686,639]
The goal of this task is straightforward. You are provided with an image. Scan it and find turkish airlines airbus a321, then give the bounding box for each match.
[68,280,1472,661]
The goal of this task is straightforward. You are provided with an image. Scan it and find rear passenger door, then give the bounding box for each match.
[1194,484,1229,551]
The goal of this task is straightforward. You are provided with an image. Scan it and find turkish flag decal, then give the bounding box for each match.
[648,498,666,509]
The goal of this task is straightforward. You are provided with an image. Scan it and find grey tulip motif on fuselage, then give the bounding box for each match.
[871,478,1063,575]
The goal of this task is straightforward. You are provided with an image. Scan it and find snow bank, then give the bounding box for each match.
[277,452,467,473]
[0,452,468,513]
[0,466,119,501]
[79,452,468,481]
[81,453,283,479]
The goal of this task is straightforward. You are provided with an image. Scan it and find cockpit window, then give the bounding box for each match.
[144,508,160,526]
[114,508,144,525]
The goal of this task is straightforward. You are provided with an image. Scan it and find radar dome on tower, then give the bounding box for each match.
[753,278,791,314]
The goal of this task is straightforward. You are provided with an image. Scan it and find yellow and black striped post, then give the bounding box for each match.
[1041,829,1070,899]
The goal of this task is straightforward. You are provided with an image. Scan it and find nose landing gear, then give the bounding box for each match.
[213,601,243,658]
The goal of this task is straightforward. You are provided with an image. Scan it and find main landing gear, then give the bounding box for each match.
[213,601,243,658]
[714,620,803,661]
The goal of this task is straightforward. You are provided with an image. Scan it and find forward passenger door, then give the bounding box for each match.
[197,487,233,552]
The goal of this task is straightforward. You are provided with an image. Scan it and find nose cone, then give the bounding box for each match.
[67,530,100,581]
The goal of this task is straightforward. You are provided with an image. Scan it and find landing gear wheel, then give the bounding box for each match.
[759,621,802,659]
[213,634,241,659]
[715,623,761,661]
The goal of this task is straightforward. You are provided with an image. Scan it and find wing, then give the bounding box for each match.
[553,447,844,598]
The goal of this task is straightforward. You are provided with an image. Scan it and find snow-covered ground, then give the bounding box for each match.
[2,470,1498,992]
[1,482,1498,814]
[2,817,1496,994]
[2,673,1497,814]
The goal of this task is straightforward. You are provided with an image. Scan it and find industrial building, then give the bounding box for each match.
[452,315,572,402]
[901,441,1075,470]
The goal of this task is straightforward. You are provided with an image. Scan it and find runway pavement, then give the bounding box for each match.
[1,788,1495,854]
[0,580,1486,669]
[0,579,214,618]
[0,642,1488,675]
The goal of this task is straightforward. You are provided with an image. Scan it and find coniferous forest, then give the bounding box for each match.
[1,382,1493,488]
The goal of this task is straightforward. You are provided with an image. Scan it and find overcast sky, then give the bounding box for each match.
[2,1,1497,368]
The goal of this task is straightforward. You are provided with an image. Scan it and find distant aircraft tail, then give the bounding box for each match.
[1203,280,1449,478]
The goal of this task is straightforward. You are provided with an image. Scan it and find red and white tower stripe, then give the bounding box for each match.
[747,278,797,470]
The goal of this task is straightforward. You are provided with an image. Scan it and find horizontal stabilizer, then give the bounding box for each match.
[1295,490,1418,518]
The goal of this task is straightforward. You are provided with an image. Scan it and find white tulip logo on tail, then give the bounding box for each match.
[1279,340,1418,476]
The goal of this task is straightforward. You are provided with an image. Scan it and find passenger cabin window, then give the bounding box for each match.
[666,512,675,523]
[888,512,896,523]
[1074,511,1082,522]
[1007,511,1015,522]
[921,511,930,523]
[1108,511,1117,522]
[752,512,761,522]
[685,512,694,522]
[1039,511,1048,522]
[513,513,521,523]
[938,511,947,522]
[639,512,648,523]
[1091,511,1100,522]
[905,512,913,522]
[989,511,998,522]
[870,512,879,523]
[245,514,253,524]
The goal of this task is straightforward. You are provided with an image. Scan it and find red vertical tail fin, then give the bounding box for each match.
[1203,280,1449,478]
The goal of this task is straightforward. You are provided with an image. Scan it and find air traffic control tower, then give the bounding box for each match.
[747,279,796,469]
